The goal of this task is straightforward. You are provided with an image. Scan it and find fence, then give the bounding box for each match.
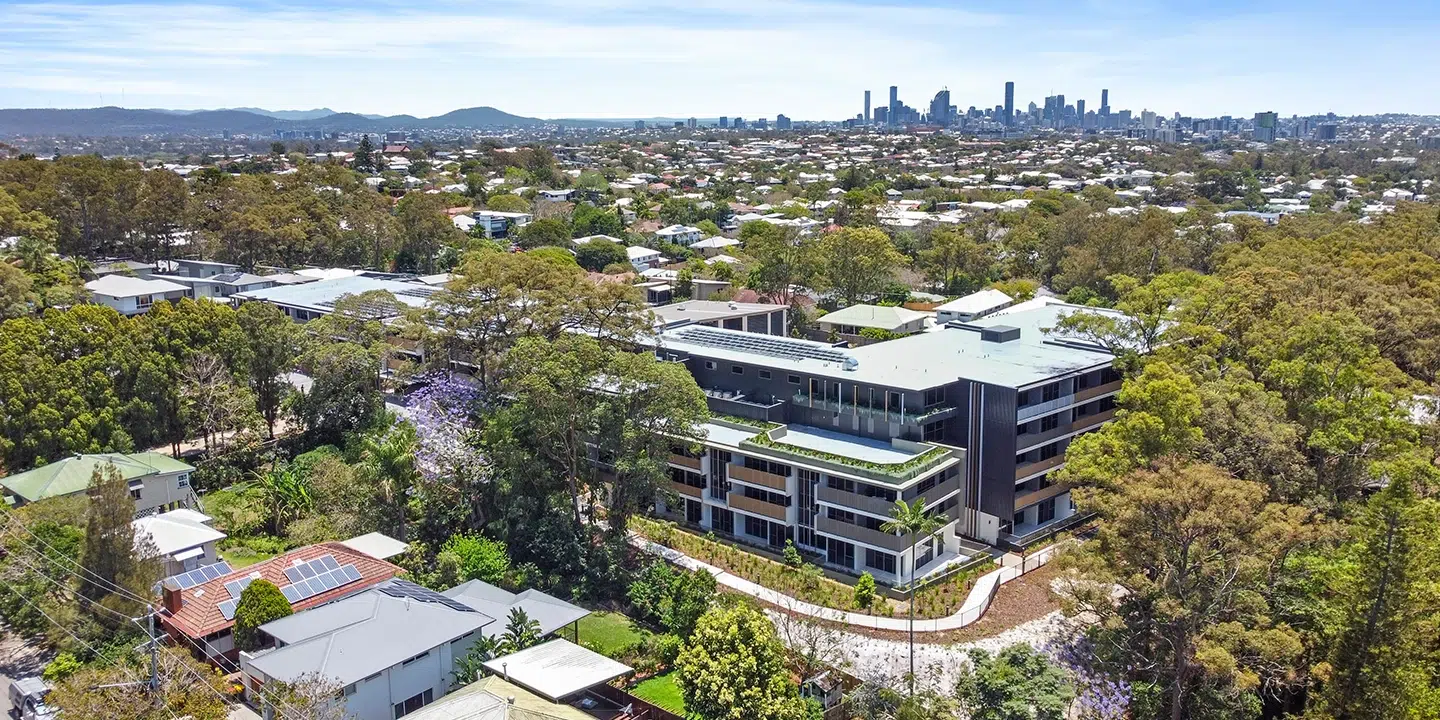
[590,683,684,720]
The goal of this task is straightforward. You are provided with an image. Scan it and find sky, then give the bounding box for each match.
[1,0,1437,120]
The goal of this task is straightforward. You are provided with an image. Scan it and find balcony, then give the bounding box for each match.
[1014,482,1071,512]
[728,464,788,491]
[1071,408,1116,432]
[1074,379,1122,403]
[703,389,786,424]
[669,454,702,471]
[815,516,912,553]
[728,493,787,521]
[1016,393,1075,422]
[670,480,704,499]
[818,485,896,517]
[906,475,962,506]
[740,425,954,485]
[1015,453,1066,481]
[790,392,955,426]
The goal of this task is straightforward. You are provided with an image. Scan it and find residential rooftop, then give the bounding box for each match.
[232,275,439,316]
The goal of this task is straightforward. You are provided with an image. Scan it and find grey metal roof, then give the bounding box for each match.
[250,587,496,686]
[232,276,436,315]
[654,304,1117,390]
[443,581,590,637]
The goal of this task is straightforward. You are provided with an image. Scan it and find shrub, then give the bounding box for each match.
[234,579,293,651]
[781,540,803,568]
[854,572,877,610]
[43,652,82,682]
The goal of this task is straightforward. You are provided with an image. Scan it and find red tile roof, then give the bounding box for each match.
[159,542,402,640]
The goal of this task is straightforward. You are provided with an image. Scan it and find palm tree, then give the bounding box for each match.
[498,608,542,655]
[256,468,314,532]
[881,497,944,696]
[359,420,420,541]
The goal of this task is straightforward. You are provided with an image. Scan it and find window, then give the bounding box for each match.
[1038,443,1059,461]
[923,386,946,408]
[1041,383,1061,402]
[796,527,816,549]
[686,498,703,523]
[1038,497,1056,523]
[923,419,945,442]
[1040,414,1059,432]
[394,689,433,719]
[400,650,430,666]
[704,361,716,370]
[745,515,768,539]
[743,457,789,476]
[865,548,897,575]
[758,370,772,380]
[177,473,190,488]
[887,391,904,411]
[343,683,357,697]
[788,374,801,385]
[137,294,154,308]
[826,507,856,525]
[797,469,818,528]
[731,365,745,375]
[741,485,789,507]
[827,537,855,568]
[1016,389,1029,406]
[826,475,854,493]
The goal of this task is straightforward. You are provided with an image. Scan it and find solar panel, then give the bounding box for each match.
[299,564,317,579]
[377,579,478,613]
[284,566,304,583]
[224,577,254,599]
[673,326,852,364]
[218,599,238,620]
[278,563,362,604]
[165,561,234,590]
[318,556,340,572]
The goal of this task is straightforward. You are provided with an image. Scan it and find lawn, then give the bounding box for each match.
[631,672,685,715]
[218,545,278,568]
[576,611,650,659]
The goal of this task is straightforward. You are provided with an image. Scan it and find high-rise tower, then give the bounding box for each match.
[864,90,871,123]
[1004,81,1015,126]
[888,86,899,126]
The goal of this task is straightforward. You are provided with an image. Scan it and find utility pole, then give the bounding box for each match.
[148,610,159,693]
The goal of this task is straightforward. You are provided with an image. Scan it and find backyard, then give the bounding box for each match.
[630,672,685,715]
[576,611,652,658]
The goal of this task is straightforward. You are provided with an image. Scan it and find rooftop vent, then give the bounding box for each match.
[980,325,1021,344]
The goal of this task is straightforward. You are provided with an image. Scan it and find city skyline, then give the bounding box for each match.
[3,0,1439,119]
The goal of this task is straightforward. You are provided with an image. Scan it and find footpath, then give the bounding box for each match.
[630,534,1067,633]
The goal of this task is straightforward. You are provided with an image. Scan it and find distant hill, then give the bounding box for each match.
[149,107,343,121]
[0,105,552,137]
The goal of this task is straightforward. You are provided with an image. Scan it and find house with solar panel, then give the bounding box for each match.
[236,578,590,720]
[157,541,404,669]
[644,297,1126,584]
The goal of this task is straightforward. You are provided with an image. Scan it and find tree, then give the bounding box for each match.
[853,572,877,610]
[1320,457,1440,720]
[452,635,502,688]
[80,464,156,609]
[515,216,571,249]
[234,301,301,438]
[1062,460,1322,720]
[354,135,375,173]
[48,647,230,720]
[179,352,260,453]
[881,499,945,696]
[485,194,530,214]
[743,222,815,305]
[293,341,384,443]
[663,567,716,639]
[441,533,510,585]
[954,645,1074,720]
[816,227,907,306]
[254,672,350,720]
[358,419,421,541]
[674,604,816,720]
[0,262,33,319]
[234,579,293,651]
[498,607,542,655]
[920,225,994,294]
[395,193,463,273]
[574,238,629,272]
[572,204,623,238]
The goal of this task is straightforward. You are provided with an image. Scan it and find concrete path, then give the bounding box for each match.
[632,535,1066,633]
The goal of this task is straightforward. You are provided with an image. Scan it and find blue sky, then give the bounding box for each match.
[1,0,1436,119]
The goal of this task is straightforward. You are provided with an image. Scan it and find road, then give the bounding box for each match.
[0,634,51,716]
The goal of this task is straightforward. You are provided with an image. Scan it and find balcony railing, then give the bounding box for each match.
[817,485,896,518]
[1015,453,1066,481]
[1074,379,1122,403]
[1016,393,1075,422]
[728,464,788,491]
[815,516,912,553]
[668,454,702,471]
[728,493,787,521]
[1014,482,1070,512]
[905,475,963,506]
[670,481,704,499]
[1072,408,1117,432]
[791,392,914,424]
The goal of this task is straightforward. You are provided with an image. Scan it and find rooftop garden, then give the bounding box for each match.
[708,414,781,431]
[740,432,951,483]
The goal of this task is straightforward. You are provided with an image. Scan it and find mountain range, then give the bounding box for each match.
[0,106,627,137]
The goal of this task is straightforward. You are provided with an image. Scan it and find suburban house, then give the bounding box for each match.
[133,509,227,577]
[934,289,1014,324]
[0,452,197,516]
[238,578,590,720]
[470,210,532,240]
[164,259,242,278]
[626,246,662,271]
[643,299,1124,584]
[158,542,404,669]
[650,300,788,335]
[85,274,191,315]
[691,278,732,300]
[815,304,928,337]
[398,675,603,720]
[571,234,626,246]
[687,236,741,258]
[231,275,440,323]
[537,189,575,202]
[152,271,276,301]
[655,224,704,245]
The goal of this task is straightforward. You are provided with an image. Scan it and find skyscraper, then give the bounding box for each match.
[1004,82,1015,126]
[864,90,871,123]
[1101,88,1109,110]
[775,114,792,130]
[929,88,951,126]
[1253,111,1278,142]
[888,86,899,127]
[1055,95,1065,128]
[1075,99,1085,126]
[719,116,729,128]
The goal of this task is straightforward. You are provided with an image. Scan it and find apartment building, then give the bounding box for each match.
[646,300,1122,584]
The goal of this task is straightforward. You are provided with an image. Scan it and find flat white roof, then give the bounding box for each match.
[935,289,1013,315]
[338,532,409,560]
[481,639,632,701]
